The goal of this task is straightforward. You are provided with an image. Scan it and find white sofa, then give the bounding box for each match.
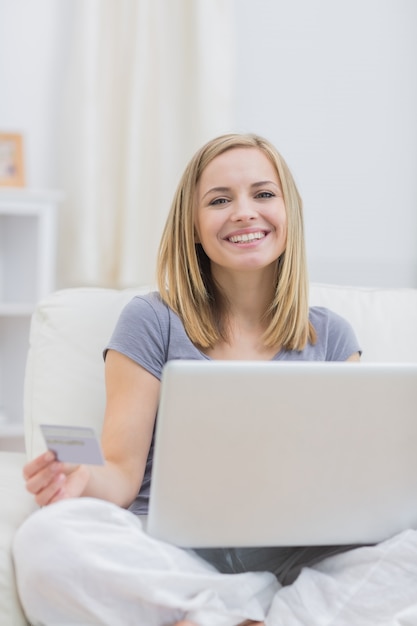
[1,283,417,624]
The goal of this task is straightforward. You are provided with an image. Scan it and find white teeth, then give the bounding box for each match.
[228,232,265,244]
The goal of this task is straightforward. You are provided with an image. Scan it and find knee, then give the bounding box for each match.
[13,502,70,586]
[12,497,138,585]
[12,504,66,620]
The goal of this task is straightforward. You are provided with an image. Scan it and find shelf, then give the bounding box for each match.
[0,418,25,453]
[0,302,35,316]
[0,420,24,438]
[0,192,60,439]
[0,189,64,214]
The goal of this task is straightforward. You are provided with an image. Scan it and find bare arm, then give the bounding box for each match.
[346,352,361,362]
[24,350,160,508]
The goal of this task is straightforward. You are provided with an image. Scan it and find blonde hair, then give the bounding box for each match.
[157,133,316,351]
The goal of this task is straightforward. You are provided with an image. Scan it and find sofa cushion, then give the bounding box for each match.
[0,451,37,625]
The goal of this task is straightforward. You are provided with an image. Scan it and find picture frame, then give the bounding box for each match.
[0,132,25,187]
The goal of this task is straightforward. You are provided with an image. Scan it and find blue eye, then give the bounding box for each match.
[256,191,274,199]
[210,197,228,206]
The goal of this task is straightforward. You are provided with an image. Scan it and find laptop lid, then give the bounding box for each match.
[147,361,417,548]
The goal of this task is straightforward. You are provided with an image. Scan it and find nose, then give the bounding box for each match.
[230,197,258,222]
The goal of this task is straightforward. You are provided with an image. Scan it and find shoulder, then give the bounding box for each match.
[113,291,172,348]
[124,291,170,328]
[105,292,172,379]
[121,291,169,320]
[309,305,350,331]
[309,306,361,361]
[105,291,205,377]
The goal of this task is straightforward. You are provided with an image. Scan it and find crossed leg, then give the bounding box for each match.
[13,499,276,626]
[174,622,264,625]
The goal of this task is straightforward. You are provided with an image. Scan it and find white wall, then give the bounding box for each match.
[0,0,71,188]
[234,0,417,288]
[1,0,416,288]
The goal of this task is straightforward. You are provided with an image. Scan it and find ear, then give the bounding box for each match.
[194,229,200,244]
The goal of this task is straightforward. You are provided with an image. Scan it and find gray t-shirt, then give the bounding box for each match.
[105,291,361,515]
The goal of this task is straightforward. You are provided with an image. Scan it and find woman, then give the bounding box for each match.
[14,134,362,625]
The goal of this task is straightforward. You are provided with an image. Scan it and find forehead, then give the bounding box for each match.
[199,147,279,187]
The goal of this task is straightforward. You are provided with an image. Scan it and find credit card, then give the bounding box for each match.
[40,424,105,465]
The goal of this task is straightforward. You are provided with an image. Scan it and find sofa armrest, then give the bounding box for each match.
[0,451,38,625]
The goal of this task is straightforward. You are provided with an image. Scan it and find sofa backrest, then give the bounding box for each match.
[24,283,417,459]
[309,283,417,363]
[24,287,148,459]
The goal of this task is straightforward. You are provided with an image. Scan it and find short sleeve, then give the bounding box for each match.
[104,294,170,380]
[324,309,361,361]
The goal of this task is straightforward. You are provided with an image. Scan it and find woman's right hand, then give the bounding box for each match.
[23,352,160,509]
[23,451,91,507]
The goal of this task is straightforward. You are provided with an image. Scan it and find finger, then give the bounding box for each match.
[34,473,66,507]
[25,460,64,496]
[48,484,71,505]
[44,464,89,504]
[23,451,56,481]
[60,462,81,474]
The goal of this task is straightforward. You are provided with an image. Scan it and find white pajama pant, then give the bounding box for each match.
[12,498,417,626]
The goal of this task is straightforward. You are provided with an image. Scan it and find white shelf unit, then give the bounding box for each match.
[0,189,61,446]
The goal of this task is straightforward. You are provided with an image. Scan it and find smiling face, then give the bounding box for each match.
[195,147,287,280]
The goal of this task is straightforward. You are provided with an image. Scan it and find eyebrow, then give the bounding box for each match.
[201,180,280,200]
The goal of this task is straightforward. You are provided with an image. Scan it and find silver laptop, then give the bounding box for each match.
[147,360,417,548]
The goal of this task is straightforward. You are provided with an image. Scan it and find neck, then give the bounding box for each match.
[202,266,281,360]
[212,266,276,329]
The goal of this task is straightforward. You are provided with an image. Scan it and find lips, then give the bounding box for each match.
[227,231,267,244]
